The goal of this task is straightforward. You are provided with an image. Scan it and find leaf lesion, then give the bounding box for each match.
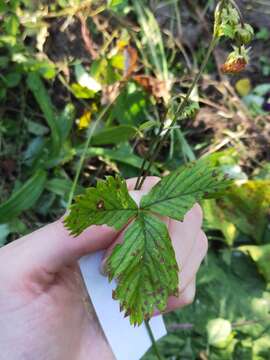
[96,199,105,210]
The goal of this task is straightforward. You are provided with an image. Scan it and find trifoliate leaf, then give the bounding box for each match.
[106,212,179,326]
[140,159,231,221]
[65,176,138,235]
[65,157,231,326]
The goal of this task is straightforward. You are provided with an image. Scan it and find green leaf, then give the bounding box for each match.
[179,101,199,120]
[108,0,128,12]
[111,82,148,125]
[65,157,231,326]
[106,212,179,325]
[77,144,159,173]
[57,103,75,142]
[0,224,10,247]
[0,170,47,223]
[90,57,121,85]
[220,23,235,39]
[70,83,96,99]
[238,245,270,283]
[91,125,138,145]
[219,180,270,243]
[140,158,231,221]
[65,176,138,236]
[46,178,83,200]
[4,72,21,88]
[4,14,19,36]
[0,56,9,68]
[203,199,238,246]
[27,73,61,156]
[23,59,56,80]
[27,120,49,136]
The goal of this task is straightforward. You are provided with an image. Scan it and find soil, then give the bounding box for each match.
[42,2,270,173]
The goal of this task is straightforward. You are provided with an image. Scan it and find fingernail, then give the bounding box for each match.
[99,257,108,276]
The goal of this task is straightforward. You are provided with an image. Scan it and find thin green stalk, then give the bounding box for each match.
[135,16,225,356]
[145,320,165,360]
[136,34,219,189]
[176,35,219,115]
[134,1,162,76]
[67,103,111,208]
[134,121,165,190]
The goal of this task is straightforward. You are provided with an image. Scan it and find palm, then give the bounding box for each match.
[0,264,112,360]
[0,178,207,360]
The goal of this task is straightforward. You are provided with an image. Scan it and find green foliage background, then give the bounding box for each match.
[0,0,269,358]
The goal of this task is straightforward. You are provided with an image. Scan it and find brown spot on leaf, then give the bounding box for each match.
[124,309,131,318]
[96,200,105,210]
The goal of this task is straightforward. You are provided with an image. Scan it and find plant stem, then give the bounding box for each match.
[134,25,221,360]
[145,320,164,360]
[135,34,219,189]
[67,103,111,208]
[177,38,219,115]
[134,121,165,190]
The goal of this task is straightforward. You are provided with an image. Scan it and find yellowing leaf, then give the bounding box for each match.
[239,244,270,282]
[207,318,233,348]
[77,110,92,130]
[203,199,238,246]
[71,83,96,99]
[117,39,129,49]
[75,64,101,92]
[235,78,251,97]
[220,180,270,243]
[111,53,125,70]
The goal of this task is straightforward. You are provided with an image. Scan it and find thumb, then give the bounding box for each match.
[0,218,119,283]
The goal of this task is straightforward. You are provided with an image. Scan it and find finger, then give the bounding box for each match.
[164,276,196,313]
[154,225,207,315]
[178,230,208,292]
[160,230,207,314]
[126,176,160,191]
[0,219,119,284]
[169,203,203,271]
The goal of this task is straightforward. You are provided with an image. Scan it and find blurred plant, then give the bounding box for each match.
[64,1,254,358]
[134,0,254,189]
[1,1,269,359]
[214,0,254,73]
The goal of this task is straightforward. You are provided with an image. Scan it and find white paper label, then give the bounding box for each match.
[79,251,167,360]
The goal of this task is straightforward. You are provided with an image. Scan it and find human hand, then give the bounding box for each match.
[0,177,207,360]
